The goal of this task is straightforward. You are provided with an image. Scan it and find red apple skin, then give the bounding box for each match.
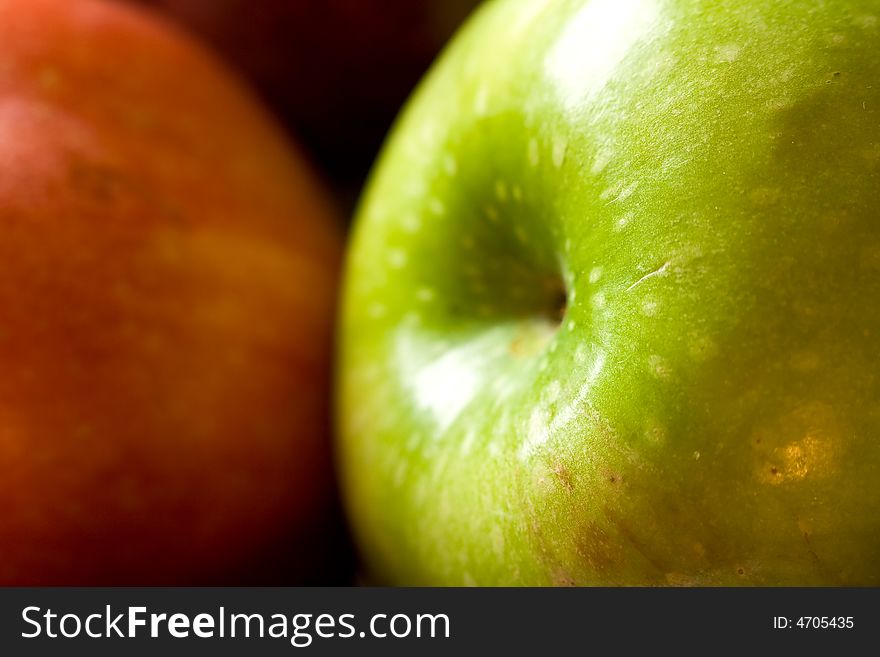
[131,0,482,185]
[0,0,344,584]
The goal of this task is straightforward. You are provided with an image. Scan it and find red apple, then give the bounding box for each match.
[0,0,344,584]
[131,0,482,186]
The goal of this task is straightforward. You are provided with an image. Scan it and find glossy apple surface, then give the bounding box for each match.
[338,0,880,585]
[132,0,482,186]
[0,0,343,584]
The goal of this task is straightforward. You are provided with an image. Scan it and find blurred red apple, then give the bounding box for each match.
[132,0,482,186]
[0,0,344,584]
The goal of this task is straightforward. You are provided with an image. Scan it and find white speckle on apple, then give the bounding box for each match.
[420,121,436,145]
[566,320,576,331]
[474,85,489,115]
[689,335,718,361]
[694,451,701,460]
[777,65,796,84]
[528,137,540,167]
[589,266,603,283]
[443,154,458,176]
[401,213,422,233]
[416,287,436,302]
[521,407,550,459]
[546,380,561,402]
[767,96,790,111]
[495,180,508,202]
[484,205,500,222]
[607,180,639,204]
[406,179,426,197]
[459,430,475,456]
[715,43,741,63]
[600,182,620,201]
[648,354,672,379]
[616,210,635,230]
[388,249,407,269]
[552,135,567,168]
[428,197,445,215]
[591,146,614,174]
[626,261,670,292]
[569,288,577,302]
[512,185,524,202]
[661,154,691,172]
[645,424,666,445]
[856,14,878,29]
[545,352,606,438]
[641,297,659,316]
[591,292,606,308]
[588,351,607,383]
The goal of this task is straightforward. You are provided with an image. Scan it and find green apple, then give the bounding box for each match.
[338,0,880,585]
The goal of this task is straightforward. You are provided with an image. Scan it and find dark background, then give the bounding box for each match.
[132,0,485,212]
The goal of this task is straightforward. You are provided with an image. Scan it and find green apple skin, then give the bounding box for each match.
[338,0,880,586]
